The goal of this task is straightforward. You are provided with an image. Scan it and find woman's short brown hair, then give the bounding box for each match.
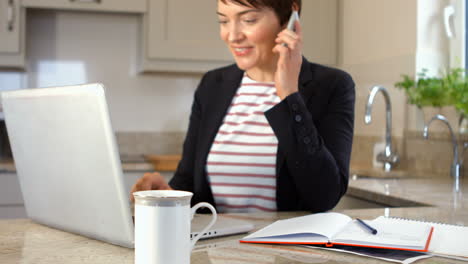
[219,0,302,26]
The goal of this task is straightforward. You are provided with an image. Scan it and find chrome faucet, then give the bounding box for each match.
[423,115,461,183]
[364,86,399,172]
[463,142,468,158]
[461,142,468,173]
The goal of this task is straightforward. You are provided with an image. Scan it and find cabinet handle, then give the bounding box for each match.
[69,0,102,3]
[7,0,15,32]
[444,5,456,38]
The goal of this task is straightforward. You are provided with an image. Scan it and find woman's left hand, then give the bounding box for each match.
[273,20,303,100]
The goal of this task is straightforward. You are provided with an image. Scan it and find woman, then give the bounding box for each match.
[131,0,355,212]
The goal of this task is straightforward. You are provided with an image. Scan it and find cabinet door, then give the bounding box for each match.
[141,0,232,73]
[0,0,25,68]
[0,173,26,219]
[141,0,337,73]
[21,0,147,13]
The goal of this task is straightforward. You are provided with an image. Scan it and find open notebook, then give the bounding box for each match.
[240,212,434,252]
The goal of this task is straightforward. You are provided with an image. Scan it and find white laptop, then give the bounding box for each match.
[1,83,253,248]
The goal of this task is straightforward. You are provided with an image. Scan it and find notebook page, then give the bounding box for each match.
[331,217,432,250]
[242,212,352,242]
[380,216,468,258]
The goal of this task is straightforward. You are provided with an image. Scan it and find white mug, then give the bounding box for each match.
[133,190,217,264]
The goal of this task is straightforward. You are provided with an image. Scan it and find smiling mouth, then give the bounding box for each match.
[232,47,252,56]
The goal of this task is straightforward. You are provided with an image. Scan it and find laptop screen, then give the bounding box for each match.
[2,84,135,247]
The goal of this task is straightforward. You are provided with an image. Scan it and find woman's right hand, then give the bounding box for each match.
[129,172,173,203]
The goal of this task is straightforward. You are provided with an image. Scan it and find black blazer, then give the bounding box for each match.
[169,58,355,212]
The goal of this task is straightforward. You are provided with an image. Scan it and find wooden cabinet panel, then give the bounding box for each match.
[21,0,147,13]
[0,206,26,219]
[141,0,232,73]
[0,0,20,53]
[147,0,230,61]
[0,172,25,219]
[0,173,23,205]
[141,0,337,73]
[0,0,25,68]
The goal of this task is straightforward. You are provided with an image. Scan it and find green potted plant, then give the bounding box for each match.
[449,70,468,133]
[442,68,468,133]
[395,68,454,108]
[395,68,468,133]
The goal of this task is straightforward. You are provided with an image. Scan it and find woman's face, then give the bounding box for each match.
[217,0,282,72]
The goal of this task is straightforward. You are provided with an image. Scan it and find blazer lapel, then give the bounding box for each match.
[206,64,243,141]
[198,65,244,179]
[298,58,317,99]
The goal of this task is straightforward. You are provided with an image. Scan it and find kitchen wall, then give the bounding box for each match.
[338,0,418,170]
[339,0,458,136]
[26,10,201,132]
[339,0,416,139]
[338,0,467,176]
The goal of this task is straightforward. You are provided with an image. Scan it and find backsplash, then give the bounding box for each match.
[404,131,468,178]
[351,135,405,170]
[352,132,468,178]
[117,130,468,179]
[116,131,186,157]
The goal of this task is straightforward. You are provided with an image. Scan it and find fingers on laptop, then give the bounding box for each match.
[130,172,172,203]
[146,172,172,190]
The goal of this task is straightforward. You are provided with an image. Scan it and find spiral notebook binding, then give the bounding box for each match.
[383,216,465,228]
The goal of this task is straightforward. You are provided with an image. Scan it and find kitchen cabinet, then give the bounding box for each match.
[141,0,231,73]
[0,172,26,219]
[140,0,338,73]
[0,0,25,68]
[0,0,146,69]
[21,0,147,13]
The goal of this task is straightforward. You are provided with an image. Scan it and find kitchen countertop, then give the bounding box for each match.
[0,157,155,173]
[1,175,468,263]
[350,167,419,178]
[1,207,467,263]
[0,154,181,173]
[348,176,467,210]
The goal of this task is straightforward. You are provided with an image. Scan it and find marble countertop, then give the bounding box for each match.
[1,175,468,263]
[1,207,468,263]
[348,176,467,211]
[0,158,154,173]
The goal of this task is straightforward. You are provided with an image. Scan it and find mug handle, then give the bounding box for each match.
[190,202,217,248]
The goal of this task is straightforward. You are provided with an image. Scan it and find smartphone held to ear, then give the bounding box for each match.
[287,11,300,32]
[282,11,299,48]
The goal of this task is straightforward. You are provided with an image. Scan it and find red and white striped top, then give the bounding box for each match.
[207,75,281,213]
